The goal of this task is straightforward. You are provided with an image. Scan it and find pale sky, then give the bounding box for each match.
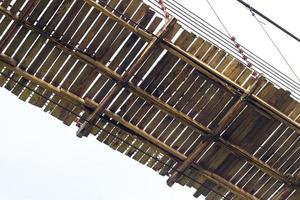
[0,0,299,200]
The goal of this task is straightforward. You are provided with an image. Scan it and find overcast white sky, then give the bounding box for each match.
[0,0,299,200]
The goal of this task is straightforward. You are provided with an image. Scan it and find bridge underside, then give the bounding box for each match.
[0,0,300,199]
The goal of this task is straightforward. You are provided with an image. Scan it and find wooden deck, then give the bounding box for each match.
[0,0,299,199]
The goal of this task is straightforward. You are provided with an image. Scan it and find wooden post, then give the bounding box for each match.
[76,85,122,137]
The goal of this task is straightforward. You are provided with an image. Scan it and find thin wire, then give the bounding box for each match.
[0,71,235,200]
[205,0,254,69]
[251,12,300,83]
[205,0,231,37]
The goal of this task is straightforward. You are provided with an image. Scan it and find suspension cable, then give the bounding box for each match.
[249,9,300,83]
[206,0,230,37]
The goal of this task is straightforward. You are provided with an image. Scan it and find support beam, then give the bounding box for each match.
[0,8,295,189]
[0,54,258,200]
[76,17,177,137]
[0,54,87,110]
[83,0,300,133]
[76,85,122,137]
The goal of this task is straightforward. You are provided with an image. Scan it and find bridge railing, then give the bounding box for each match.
[144,0,300,100]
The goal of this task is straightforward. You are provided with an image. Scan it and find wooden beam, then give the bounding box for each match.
[0,8,295,189]
[0,54,258,200]
[83,0,300,134]
[76,84,122,137]
[0,54,86,110]
[76,17,177,137]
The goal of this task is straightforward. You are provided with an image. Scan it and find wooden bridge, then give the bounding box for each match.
[0,0,300,199]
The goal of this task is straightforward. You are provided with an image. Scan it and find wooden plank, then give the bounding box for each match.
[0,0,41,85]
[208,49,227,69]
[147,37,205,101]
[201,45,219,64]
[5,35,47,92]
[31,52,73,108]
[194,88,231,126]
[82,0,127,55]
[215,54,234,73]
[130,23,181,85]
[3,0,61,92]
[28,47,63,106]
[0,26,27,86]
[140,30,196,91]
[46,1,123,124]
[113,16,162,74]
[98,4,151,70]
[15,42,56,98]
[236,68,253,86]
[93,0,143,61]
[274,136,300,172]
